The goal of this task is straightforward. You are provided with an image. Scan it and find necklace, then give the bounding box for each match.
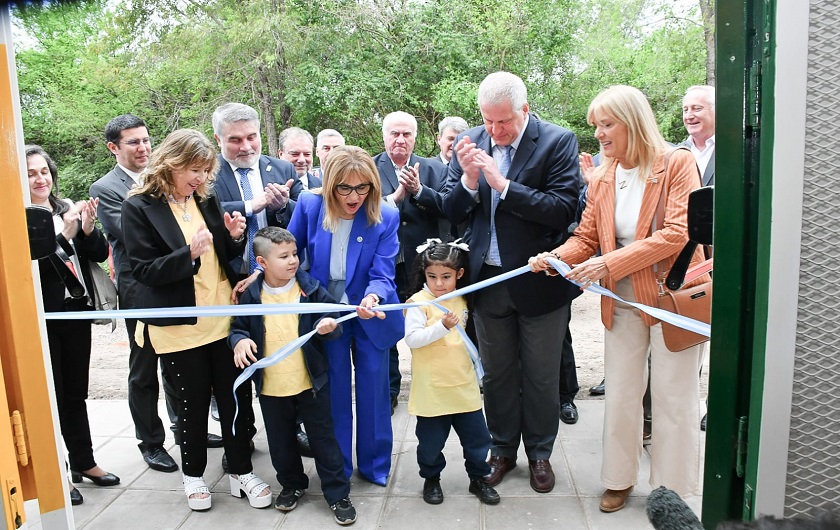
[168,194,192,222]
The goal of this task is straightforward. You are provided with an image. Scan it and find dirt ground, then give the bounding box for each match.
[88,290,709,401]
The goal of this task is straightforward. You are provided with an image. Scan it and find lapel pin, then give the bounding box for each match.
[266,166,272,172]
[357,236,363,242]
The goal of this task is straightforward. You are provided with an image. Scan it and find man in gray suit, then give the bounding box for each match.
[681,85,715,186]
[90,114,211,473]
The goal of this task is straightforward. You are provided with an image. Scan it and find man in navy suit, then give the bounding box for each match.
[211,103,299,278]
[277,127,322,197]
[373,111,448,413]
[442,72,580,494]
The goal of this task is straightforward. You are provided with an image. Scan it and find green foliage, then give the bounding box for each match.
[13,0,709,196]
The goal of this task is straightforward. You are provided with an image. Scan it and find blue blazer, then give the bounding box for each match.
[442,114,581,316]
[287,192,404,349]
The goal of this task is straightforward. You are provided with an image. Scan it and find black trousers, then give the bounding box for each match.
[260,387,349,505]
[559,310,580,404]
[160,338,256,477]
[126,318,180,450]
[46,318,96,472]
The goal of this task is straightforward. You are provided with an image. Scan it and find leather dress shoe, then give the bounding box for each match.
[701,413,707,431]
[528,459,555,493]
[206,433,224,448]
[222,439,256,472]
[71,469,120,487]
[142,445,178,473]
[485,455,516,487]
[69,487,84,506]
[210,395,220,422]
[422,477,443,504]
[468,478,500,505]
[296,428,314,458]
[560,402,579,425]
[589,378,605,396]
[599,486,633,512]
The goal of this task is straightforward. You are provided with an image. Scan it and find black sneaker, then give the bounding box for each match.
[274,487,305,511]
[423,477,443,504]
[469,478,500,505]
[331,497,357,525]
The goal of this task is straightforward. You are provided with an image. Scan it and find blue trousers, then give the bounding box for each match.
[259,388,349,505]
[415,409,491,480]
[326,319,393,485]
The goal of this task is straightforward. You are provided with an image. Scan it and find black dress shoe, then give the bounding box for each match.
[206,433,224,448]
[560,402,579,425]
[69,487,84,506]
[700,413,707,431]
[468,478,500,505]
[589,378,605,396]
[423,477,443,505]
[296,428,314,458]
[71,469,120,487]
[222,440,256,472]
[210,395,220,422]
[141,446,178,473]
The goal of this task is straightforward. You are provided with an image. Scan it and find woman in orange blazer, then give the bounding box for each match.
[529,85,708,513]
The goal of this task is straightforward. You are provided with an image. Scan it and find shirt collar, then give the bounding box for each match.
[118,164,143,184]
[491,112,529,153]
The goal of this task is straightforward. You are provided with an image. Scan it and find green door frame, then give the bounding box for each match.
[702,0,775,527]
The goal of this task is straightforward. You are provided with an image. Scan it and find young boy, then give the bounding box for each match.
[229,227,356,526]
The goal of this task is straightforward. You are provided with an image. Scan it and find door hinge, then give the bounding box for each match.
[735,415,748,477]
[747,61,761,129]
[10,411,28,467]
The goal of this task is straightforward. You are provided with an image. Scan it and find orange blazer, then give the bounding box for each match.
[555,149,708,329]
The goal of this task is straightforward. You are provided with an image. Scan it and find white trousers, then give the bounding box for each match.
[601,278,703,496]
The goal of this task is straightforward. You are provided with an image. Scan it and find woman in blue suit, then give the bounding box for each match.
[288,145,403,486]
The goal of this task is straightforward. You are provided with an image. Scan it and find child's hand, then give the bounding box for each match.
[441,311,459,329]
[316,318,337,335]
[233,339,258,368]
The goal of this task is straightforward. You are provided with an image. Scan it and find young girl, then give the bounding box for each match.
[404,240,499,506]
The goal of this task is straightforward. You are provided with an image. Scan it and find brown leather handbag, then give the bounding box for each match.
[653,148,712,352]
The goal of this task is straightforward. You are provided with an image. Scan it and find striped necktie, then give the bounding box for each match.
[236,168,259,274]
[487,145,512,266]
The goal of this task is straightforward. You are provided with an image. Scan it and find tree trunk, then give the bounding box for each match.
[699,0,715,86]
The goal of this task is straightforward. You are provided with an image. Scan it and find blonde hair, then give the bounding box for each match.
[131,129,218,200]
[313,145,382,232]
[587,85,667,181]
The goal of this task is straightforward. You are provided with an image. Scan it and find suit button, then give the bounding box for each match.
[402,221,408,226]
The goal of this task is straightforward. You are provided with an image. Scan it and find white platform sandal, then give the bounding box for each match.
[230,473,272,508]
[183,475,211,511]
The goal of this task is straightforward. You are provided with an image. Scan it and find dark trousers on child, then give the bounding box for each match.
[416,409,492,480]
[160,337,255,477]
[260,386,349,505]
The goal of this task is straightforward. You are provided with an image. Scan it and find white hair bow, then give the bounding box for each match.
[415,238,442,254]
[448,238,470,252]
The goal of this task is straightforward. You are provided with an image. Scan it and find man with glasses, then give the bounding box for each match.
[91,114,217,473]
[373,111,448,415]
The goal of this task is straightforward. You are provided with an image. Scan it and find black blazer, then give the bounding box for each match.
[373,152,448,270]
[121,192,245,326]
[38,219,109,313]
[442,114,581,316]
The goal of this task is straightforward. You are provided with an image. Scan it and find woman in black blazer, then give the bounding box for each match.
[121,129,270,512]
[27,145,119,506]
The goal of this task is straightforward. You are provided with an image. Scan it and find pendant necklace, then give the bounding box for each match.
[169,194,192,222]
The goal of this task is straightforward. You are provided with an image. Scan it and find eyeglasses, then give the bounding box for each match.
[335,183,371,196]
[120,137,152,147]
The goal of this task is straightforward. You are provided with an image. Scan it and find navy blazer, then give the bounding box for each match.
[121,192,245,326]
[290,171,323,200]
[228,269,342,395]
[214,155,301,273]
[442,114,581,316]
[373,152,448,269]
[287,192,404,349]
